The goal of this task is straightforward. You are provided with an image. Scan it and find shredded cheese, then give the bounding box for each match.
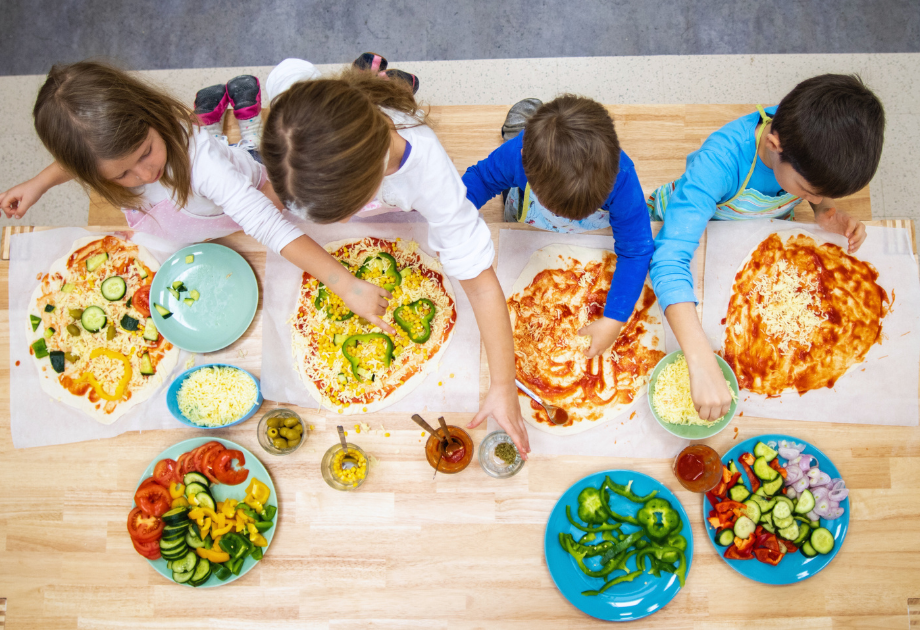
[177,366,258,427]
[749,260,826,354]
[652,354,736,427]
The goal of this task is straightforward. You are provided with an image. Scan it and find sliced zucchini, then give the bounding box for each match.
[153,303,172,320]
[120,314,139,331]
[753,456,779,481]
[86,252,108,272]
[810,527,835,554]
[142,319,158,341]
[753,441,778,463]
[61,283,75,293]
[728,484,750,502]
[43,327,55,339]
[80,306,108,333]
[100,276,127,301]
[31,338,49,359]
[30,314,41,331]
[49,350,65,373]
[733,516,756,539]
[717,529,735,547]
[794,489,815,514]
[761,476,784,496]
[133,259,148,279]
[139,352,155,375]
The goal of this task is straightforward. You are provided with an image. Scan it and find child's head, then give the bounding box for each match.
[770,74,885,202]
[33,60,197,209]
[262,68,424,223]
[522,95,620,220]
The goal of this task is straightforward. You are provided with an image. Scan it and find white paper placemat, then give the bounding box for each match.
[702,220,920,426]
[260,217,481,414]
[492,227,689,458]
[9,228,192,448]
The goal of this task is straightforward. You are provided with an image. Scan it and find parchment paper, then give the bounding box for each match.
[492,227,691,458]
[702,220,920,426]
[9,228,192,448]
[260,216,481,413]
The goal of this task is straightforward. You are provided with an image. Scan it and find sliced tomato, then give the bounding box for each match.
[196,442,225,484]
[132,536,161,560]
[153,458,181,488]
[178,451,197,477]
[132,284,151,318]
[193,441,223,474]
[127,506,163,543]
[134,482,172,517]
[754,548,784,566]
[213,449,249,485]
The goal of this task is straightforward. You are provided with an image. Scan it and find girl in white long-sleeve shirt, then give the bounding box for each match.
[0,60,391,330]
[261,58,531,457]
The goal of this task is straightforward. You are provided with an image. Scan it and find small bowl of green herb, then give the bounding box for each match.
[479,431,525,478]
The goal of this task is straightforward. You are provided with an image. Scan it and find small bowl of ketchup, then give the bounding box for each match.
[673,444,723,493]
[425,425,474,474]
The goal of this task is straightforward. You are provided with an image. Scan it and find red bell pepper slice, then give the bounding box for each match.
[737,453,760,492]
[734,535,756,552]
[754,548,784,565]
[706,491,720,508]
[769,459,787,479]
[707,516,722,529]
[714,500,745,513]
[724,544,754,560]
[726,471,741,489]
[778,540,798,554]
[721,466,733,484]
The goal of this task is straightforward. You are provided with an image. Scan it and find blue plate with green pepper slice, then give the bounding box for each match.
[544,470,693,621]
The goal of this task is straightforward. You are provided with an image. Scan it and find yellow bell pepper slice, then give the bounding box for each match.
[169,482,185,499]
[199,517,212,538]
[246,524,268,547]
[188,507,205,521]
[246,478,271,504]
[171,496,189,508]
[243,495,263,513]
[212,534,223,548]
[234,514,246,532]
[196,547,230,563]
[211,522,234,537]
[77,348,132,401]
[188,493,200,507]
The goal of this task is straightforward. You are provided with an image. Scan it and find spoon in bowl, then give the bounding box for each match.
[514,379,569,425]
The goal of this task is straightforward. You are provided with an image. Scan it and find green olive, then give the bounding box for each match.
[267,427,279,439]
[106,325,116,341]
[271,437,289,450]
[282,417,298,428]
[266,417,283,428]
[286,436,301,448]
[279,427,299,440]
[68,308,84,319]
[292,423,304,434]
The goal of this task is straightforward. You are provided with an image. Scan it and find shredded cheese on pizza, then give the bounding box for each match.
[749,260,827,354]
[177,366,258,427]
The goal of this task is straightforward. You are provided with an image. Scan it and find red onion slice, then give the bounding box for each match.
[785,466,803,484]
[825,507,845,520]
[812,486,830,500]
[806,510,821,522]
[828,488,849,502]
[793,477,810,493]
[798,455,816,471]
[778,446,802,460]
[785,487,798,499]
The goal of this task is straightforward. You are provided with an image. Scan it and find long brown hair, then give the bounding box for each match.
[33,60,197,209]
[262,67,426,223]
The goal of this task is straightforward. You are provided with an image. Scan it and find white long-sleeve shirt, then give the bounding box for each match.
[266,58,494,280]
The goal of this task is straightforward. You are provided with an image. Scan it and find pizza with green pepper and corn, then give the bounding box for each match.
[290,237,457,414]
[27,235,179,424]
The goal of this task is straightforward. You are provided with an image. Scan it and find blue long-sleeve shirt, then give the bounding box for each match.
[462,133,654,323]
[650,106,783,312]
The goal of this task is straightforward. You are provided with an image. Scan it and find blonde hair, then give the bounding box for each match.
[33,60,197,209]
[262,67,426,222]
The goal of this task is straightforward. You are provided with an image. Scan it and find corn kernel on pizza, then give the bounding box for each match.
[291,237,457,414]
[27,235,179,424]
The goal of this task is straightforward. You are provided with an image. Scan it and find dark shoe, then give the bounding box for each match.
[354,52,389,74]
[502,98,543,141]
[386,69,420,94]
[194,83,229,126]
[227,75,261,121]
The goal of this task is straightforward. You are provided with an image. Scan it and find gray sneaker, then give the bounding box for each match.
[501,98,543,141]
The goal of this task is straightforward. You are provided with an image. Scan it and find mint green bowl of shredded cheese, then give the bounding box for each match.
[647,351,739,439]
[167,363,263,428]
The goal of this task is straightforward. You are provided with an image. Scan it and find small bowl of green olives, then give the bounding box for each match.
[257,408,307,455]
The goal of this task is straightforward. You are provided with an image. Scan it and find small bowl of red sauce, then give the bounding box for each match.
[425,425,474,474]
[673,443,723,492]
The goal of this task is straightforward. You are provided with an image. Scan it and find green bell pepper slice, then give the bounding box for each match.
[261,504,277,521]
[565,505,622,533]
[581,569,644,596]
[637,497,681,540]
[577,487,611,525]
[213,563,232,581]
[559,533,620,579]
[314,287,353,321]
[357,252,401,291]
[250,546,264,561]
[596,484,640,526]
[253,520,274,533]
[603,476,659,503]
[393,298,436,343]
[341,333,394,381]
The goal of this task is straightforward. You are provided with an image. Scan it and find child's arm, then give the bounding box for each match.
[579,155,654,357]
[0,162,73,219]
[461,134,526,209]
[462,267,531,459]
[812,200,867,253]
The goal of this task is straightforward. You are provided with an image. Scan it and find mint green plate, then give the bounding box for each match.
[647,350,739,439]
[150,243,258,353]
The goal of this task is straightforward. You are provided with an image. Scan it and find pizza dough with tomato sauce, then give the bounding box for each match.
[720,229,890,396]
[508,244,666,435]
[27,235,179,424]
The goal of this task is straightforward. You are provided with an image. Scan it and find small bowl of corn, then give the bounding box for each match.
[257,408,307,455]
[321,442,369,491]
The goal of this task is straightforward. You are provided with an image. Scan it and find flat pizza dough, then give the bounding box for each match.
[720,228,889,395]
[27,236,179,424]
[291,237,457,414]
[509,244,666,435]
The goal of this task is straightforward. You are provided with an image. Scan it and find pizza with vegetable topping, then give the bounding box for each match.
[27,235,180,424]
[291,237,457,414]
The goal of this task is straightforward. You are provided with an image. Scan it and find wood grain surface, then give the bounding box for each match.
[2,104,912,630]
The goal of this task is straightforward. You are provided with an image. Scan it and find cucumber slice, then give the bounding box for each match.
[80,306,108,333]
[168,287,180,301]
[172,280,186,291]
[761,511,774,528]
[741,500,761,524]
[185,255,194,264]
[333,333,348,346]
[772,501,792,520]
[142,319,158,341]
[195,492,216,511]
[133,259,148,279]
[44,303,55,313]
[794,489,815,514]
[139,352,155,375]
[801,541,818,557]
[733,515,756,539]
[30,314,41,331]
[774,496,795,514]
[86,252,108,272]
[753,456,779,481]
[761,521,776,534]
[153,303,172,319]
[49,350,65,373]
[778,521,800,542]
[61,283,75,293]
[810,527,835,554]
[172,569,194,584]
[728,484,750,502]
[100,276,126,301]
[185,529,206,549]
[172,550,198,574]
[793,522,811,545]
[774,514,795,529]
[183,297,195,307]
[159,535,187,551]
[761,476,784,496]
[189,289,200,301]
[190,557,210,582]
[182,472,209,487]
[753,441,778,462]
[717,529,735,546]
[44,327,55,339]
[728,459,740,476]
[184,482,208,499]
[161,507,189,525]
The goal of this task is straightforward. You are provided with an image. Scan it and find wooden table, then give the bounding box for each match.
[2,104,917,629]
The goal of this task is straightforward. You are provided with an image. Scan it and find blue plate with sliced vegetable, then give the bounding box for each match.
[150,243,258,353]
[544,470,693,622]
[129,437,277,587]
[703,434,849,585]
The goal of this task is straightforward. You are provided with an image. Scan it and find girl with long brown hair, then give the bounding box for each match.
[262,57,531,457]
[0,60,391,329]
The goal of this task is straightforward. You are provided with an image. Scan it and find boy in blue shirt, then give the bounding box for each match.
[463,95,654,357]
[649,74,885,422]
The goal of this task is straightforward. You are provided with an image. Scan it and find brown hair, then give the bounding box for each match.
[261,67,426,223]
[771,74,885,198]
[522,95,620,220]
[33,60,197,209]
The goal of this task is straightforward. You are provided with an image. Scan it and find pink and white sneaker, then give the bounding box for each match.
[227,75,262,151]
[194,83,230,137]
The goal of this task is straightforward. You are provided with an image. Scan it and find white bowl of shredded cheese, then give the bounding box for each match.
[167,364,263,428]
[647,351,739,439]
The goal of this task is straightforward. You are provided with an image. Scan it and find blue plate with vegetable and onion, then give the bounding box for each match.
[544,470,693,622]
[703,434,849,585]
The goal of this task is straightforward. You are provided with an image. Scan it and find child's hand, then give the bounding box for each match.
[578,317,624,358]
[342,276,397,334]
[816,207,867,253]
[687,352,734,421]
[0,180,46,219]
[468,380,531,460]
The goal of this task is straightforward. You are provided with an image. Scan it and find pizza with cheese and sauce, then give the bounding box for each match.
[27,235,179,424]
[508,244,666,435]
[720,229,890,396]
[291,237,457,414]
